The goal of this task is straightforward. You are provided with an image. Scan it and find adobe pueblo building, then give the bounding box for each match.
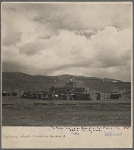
[3,79,131,101]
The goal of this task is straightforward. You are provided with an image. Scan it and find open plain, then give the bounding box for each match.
[2,96,131,126]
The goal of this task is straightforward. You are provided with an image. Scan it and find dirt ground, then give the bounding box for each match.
[2,96,131,126]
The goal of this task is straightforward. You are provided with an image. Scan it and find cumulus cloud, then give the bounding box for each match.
[2,2,132,81]
[19,43,43,55]
[38,3,131,31]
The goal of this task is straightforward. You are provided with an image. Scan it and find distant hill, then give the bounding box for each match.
[2,72,131,93]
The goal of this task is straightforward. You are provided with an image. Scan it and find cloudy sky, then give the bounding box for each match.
[2,2,132,81]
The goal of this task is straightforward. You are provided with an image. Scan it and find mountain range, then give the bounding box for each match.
[2,72,131,93]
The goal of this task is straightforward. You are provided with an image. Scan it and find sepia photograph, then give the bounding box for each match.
[1,1,133,148]
[2,2,132,126]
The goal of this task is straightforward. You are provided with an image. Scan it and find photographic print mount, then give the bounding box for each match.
[1,1,133,148]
